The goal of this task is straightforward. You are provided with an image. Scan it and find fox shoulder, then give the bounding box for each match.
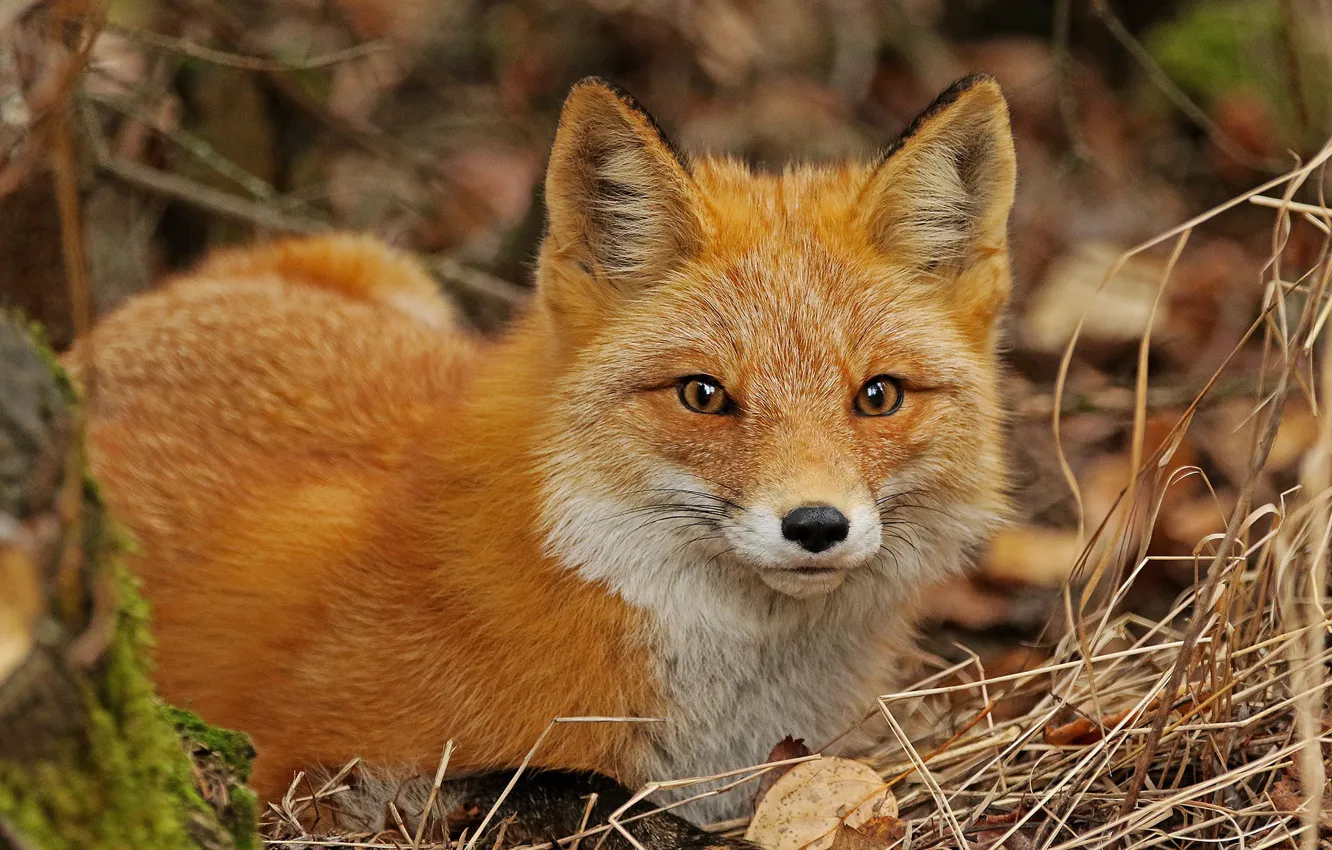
[197,234,456,329]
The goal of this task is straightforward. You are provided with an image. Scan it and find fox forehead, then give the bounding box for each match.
[608,274,976,397]
[570,165,983,399]
[687,158,877,233]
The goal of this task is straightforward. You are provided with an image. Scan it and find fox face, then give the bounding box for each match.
[537,77,1014,606]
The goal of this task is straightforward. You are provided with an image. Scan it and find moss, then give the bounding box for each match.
[0,561,214,849]
[1146,1,1282,105]
[170,707,261,850]
[1145,0,1329,146]
[168,707,256,784]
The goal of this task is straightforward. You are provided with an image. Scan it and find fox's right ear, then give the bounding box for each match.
[542,78,703,302]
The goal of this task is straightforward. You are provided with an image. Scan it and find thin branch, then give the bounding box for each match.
[99,156,330,234]
[105,22,389,73]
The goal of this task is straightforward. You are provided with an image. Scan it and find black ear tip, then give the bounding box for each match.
[877,72,1008,162]
[567,76,642,109]
[934,73,1005,111]
[951,72,1000,92]
[570,75,617,93]
[559,77,688,169]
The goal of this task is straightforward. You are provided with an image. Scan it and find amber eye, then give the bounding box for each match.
[855,375,904,416]
[678,375,732,415]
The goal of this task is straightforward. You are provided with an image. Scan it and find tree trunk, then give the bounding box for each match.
[0,315,259,850]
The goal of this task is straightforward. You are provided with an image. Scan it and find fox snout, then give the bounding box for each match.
[720,470,885,597]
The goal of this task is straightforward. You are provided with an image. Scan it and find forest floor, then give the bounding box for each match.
[4,0,1332,847]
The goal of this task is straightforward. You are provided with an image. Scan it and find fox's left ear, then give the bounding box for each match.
[858,74,1016,321]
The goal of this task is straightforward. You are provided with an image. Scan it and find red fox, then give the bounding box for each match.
[70,75,1016,833]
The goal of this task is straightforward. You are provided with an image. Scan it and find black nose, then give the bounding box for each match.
[781,505,849,553]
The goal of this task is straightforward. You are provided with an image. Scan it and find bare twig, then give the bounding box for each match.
[105,22,389,73]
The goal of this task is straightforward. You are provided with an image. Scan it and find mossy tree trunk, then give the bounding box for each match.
[0,315,258,850]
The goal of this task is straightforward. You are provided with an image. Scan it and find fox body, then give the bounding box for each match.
[72,76,1016,823]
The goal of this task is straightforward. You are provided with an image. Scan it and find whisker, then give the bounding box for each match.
[671,473,745,501]
[704,545,738,573]
[874,486,931,507]
[875,545,903,574]
[640,487,744,513]
[627,515,723,535]
[878,499,952,519]
[604,502,730,523]
[669,531,729,559]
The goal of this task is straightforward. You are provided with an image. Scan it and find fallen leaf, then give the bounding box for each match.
[855,817,905,844]
[828,824,888,850]
[918,576,1014,631]
[974,810,1035,849]
[1269,400,1318,471]
[1268,774,1302,814]
[754,736,813,806]
[744,757,897,850]
[1042,715,1100,747]
[982,525,1083,585]
[1023,241,1168,352]
[0,533,42,683]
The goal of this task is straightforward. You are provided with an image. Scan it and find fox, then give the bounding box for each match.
[68,74,1016,841]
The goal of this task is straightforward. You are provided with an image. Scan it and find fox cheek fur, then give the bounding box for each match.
[537,76,1015,607]
[72,73,1017,827]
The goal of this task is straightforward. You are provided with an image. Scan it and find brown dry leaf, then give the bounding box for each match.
[333,0,441,43]
[1043,705,1142,747]
[1269,399,1318,472]
[974,809,1034,850]
[1268,774,1302,814]
[918,576,1014,631]
[982,524,1083,585]
[827,825,889,850]
[855,817,906,844]
[1208,92,1281,183]
[1164,238,1256,364]
[744,757,897,850]
[1042,715,1100,747]
[1202,398,1316,487]
[1159,492,1232,555]
[1045,688,1193,747]
[1023,241,1168,352]
[754,736,814,806]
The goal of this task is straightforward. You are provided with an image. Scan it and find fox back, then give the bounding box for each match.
[72,75,1016,823]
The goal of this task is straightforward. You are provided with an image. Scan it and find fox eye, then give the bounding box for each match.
[678,375,732,415]
[855,375,904,416]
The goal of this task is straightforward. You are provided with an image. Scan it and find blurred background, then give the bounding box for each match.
[3,0,1331,706]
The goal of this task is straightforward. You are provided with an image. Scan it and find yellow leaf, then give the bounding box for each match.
[0,543,41,682]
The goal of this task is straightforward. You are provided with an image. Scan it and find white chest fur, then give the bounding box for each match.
[636,571,914,822]
[543,487,958,823]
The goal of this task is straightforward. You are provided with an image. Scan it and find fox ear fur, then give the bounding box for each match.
[859,74,1016,320]
[543,78,703,299]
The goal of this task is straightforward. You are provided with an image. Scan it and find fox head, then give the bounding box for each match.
[533,76,1014,608]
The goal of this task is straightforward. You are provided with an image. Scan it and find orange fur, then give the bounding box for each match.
[70,246,654,799]
[71,76,1017,815]
[199,234,458,327]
